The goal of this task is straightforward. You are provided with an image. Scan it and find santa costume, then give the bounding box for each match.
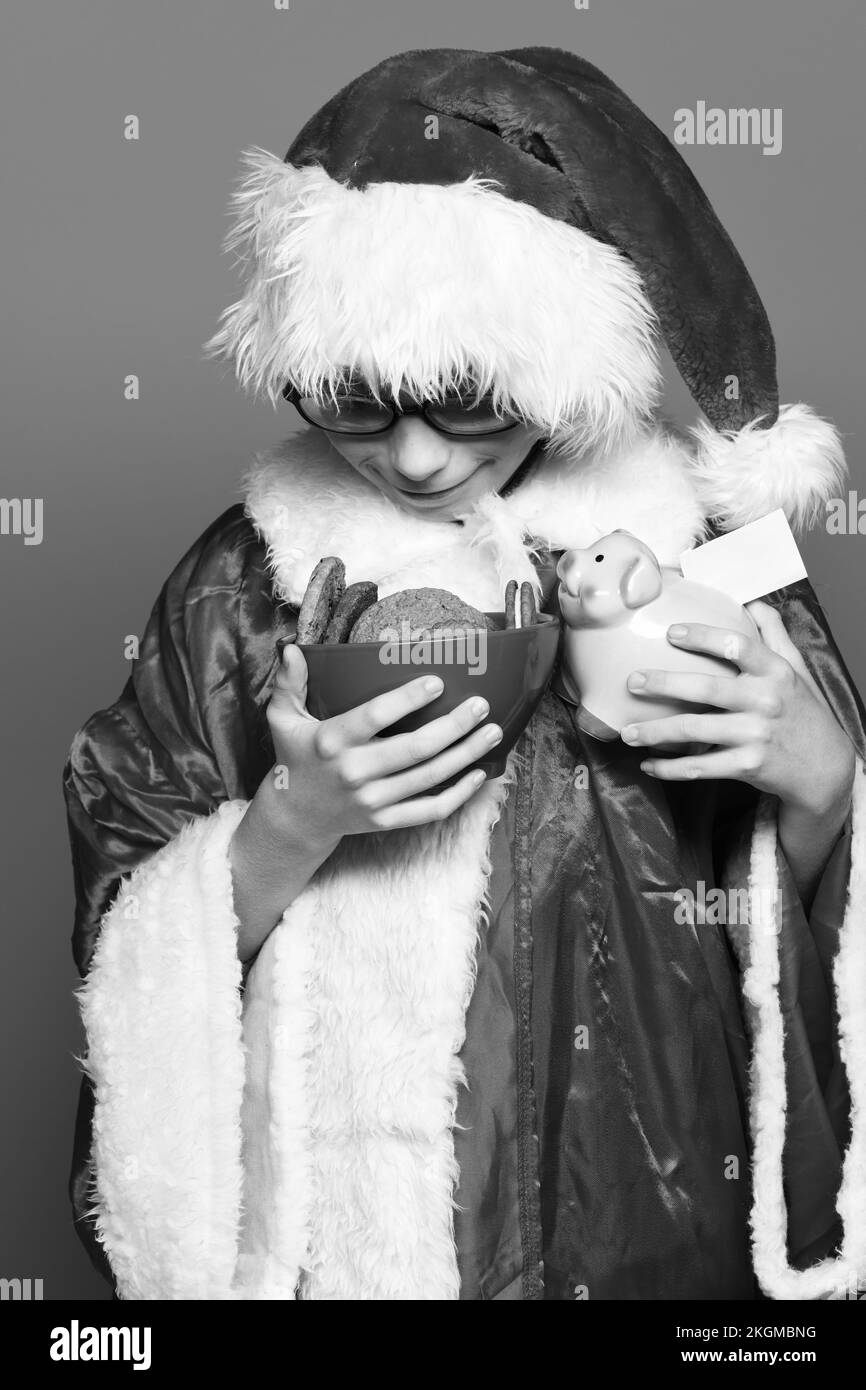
[65,46,866,1301]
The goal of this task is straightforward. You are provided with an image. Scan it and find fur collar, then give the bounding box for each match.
[243,424,709,611]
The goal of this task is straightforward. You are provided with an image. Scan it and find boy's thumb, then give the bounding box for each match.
[271,640,310,716]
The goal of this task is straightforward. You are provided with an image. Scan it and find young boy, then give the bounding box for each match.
[66,46,865,1301]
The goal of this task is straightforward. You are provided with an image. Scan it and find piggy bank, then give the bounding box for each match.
[556,529,759,740]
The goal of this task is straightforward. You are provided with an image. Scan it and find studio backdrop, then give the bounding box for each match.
[0,0,863,1299]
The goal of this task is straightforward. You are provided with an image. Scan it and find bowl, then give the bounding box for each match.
[298,612,560,779]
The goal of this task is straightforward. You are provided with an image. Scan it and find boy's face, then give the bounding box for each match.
[325,416,546,520]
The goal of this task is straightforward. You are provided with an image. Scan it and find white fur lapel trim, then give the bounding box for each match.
[235,772,512,1300]
[243,425,708,611]
[743,769,866,1300]
[77,801,248,1301]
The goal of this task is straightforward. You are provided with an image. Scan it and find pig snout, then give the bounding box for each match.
[556,550,583,599]
[557,546,615,625]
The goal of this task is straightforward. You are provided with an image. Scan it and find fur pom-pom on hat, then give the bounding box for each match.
[689,403,848,533]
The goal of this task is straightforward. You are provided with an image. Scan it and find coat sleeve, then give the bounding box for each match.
[719,577,866,1300]
[63,506,285,1295]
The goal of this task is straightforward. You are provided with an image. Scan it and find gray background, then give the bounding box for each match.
[1,0,863,1299]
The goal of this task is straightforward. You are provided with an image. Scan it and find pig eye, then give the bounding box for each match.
[594,553,604,562]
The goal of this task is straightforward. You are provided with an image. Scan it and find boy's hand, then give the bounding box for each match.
[617,602,856,903]
[263,642,502,851]
[619,603,854,813]
[231,644,502,960]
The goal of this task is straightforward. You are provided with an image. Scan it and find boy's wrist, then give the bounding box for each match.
[229,774,341,964]
[250,766,340,862]
[781,740,855,824]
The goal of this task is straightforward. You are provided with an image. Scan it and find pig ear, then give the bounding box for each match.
[622,554,662,609]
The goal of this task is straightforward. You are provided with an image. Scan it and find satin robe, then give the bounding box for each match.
[64,504,862,1299]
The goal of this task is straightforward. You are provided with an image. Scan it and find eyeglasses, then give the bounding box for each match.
[282,382,522,437]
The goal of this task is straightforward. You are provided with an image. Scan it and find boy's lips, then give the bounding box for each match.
[391,478,472,503]
[391,475,480,503]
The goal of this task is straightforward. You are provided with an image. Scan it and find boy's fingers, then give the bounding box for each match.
[621,711,759,749]
[370,768,487,830]
[746,600,824,699]
[357,720,502,806]
[747,601,805,669]
[340,695,492,781]
[326,675,446,747]
[666,622,775,676]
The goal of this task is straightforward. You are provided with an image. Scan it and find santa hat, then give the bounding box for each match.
[202,45,844,530]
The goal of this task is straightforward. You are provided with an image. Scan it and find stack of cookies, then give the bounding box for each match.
[294,556,540,645]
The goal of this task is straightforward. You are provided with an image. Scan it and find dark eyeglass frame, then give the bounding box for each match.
[281,382,522,438]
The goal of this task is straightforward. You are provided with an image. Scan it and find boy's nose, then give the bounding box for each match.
[387,415,452,483]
